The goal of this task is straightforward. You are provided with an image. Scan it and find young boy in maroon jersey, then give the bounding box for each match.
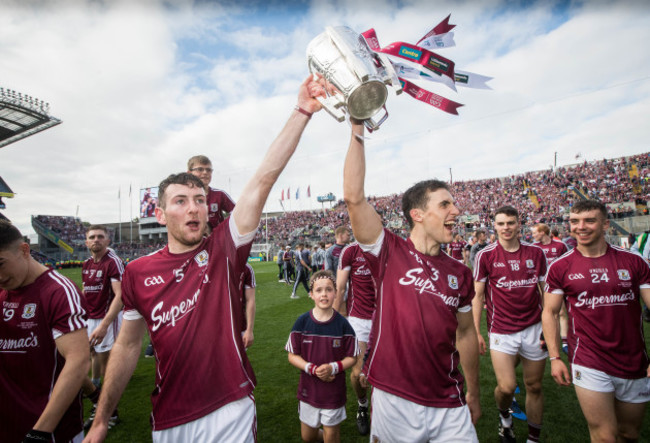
[0,220,89,443]
[286,270,358,443]
[543,200,650,442]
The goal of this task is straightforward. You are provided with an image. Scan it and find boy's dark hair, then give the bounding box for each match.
[158,173,205,209]
[402,179,449,229]
[0,220,24,251]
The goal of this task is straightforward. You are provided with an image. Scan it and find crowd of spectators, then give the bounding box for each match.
[254,153,650,246]
[29,152,650,263]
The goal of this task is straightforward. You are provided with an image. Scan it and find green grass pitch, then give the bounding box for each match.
[59,262,650,442]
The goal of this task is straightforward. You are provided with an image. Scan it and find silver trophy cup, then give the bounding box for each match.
[306,26,402,131]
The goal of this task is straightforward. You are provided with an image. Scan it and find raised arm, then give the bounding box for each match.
[232,75,323,235]
[343,122,383,245]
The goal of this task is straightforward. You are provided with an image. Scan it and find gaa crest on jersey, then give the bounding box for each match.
[210,203,219,212]
[617,269,630,281]
[526,259,534,269]
[448,274,459,290]
[194,250,209,267]
[22,303,37,319]
[332,339,341,348]
[575,370,582,381]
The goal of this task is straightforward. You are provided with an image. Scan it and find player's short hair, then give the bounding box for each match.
[334,226,349,236]
[494,205,519,220]
[87,224,109,236]
[158,172,205,209]
[571,200,608,219]
[187,155,212,170]
[402,179,450,229]
[534,223,550,235]
[474,229,485,237]
[0,220,24,251]
[319,242,325,248]
[551,228,559,237]
[309,270,336,291]
[297,243,304,248]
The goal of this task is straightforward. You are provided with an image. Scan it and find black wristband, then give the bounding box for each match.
[23,429,53,442]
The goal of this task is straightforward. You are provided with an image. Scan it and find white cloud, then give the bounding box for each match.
[1,0,649,241]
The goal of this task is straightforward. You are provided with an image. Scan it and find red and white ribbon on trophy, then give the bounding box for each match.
[361,15,492,115]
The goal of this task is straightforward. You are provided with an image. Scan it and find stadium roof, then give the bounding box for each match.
[0,176,14,198]
[0,87,62,149]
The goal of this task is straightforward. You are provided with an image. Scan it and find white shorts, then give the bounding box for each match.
[298,401,346,428]
[86,312,123,353]
[347,316,372,343]
[371,388,478,443]
[572,364,650,404]
[152,394,256,443]
[489,322,548,361]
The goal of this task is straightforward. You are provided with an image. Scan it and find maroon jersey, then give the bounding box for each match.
[448,240,466,261]
[474,242,547,334]
[207,187,235,229]
[240,263,256,332]
[533,239,568,265]
[121,217,255,430]
[0,269,87,443]
[545,245,650,379]
[285,310,358,409]
[338,243,376,320]
[361,229,475,408]
[82,250,124,319]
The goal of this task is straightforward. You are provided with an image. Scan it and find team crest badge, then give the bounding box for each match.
[448,275,459,290]
[22,303,37,319]
[526,259,534,269]
[194,250,209,267]
[332,339,341,348]
[575,370,582,381]
[210,203,219,212]
[617,269,630,281]
[493,337,500,346]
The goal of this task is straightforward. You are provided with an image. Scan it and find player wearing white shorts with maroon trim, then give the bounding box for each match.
[473,206,548,443]
[0,221,89,443]
[82,226,124,384]
[335,242,376,435]
[84,75,326,443]
[342,121,480,443]
[542,200,650,442]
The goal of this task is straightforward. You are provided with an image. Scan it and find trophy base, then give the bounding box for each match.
[347,81,388,120]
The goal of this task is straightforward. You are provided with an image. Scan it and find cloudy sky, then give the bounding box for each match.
[2,0,649,239]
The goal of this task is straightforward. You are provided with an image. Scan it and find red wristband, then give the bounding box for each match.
[294,105,312,119]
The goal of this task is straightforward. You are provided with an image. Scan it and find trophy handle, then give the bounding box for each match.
[317,95,347,122]
[364,106,389,132]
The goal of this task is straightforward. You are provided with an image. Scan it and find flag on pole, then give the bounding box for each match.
[287,187,290,200]
[307,185,311,198]
[129,184,132,197]
[296,188,300,200]
[281,189,284,201]
[118,188,120,199]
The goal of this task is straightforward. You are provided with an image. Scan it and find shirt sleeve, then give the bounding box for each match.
[544,261,565,295]
[458,266,476,311]
[121,268,143,320]
[48,274,87,340]
[339,246,352,271]
[473,248,489,282]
